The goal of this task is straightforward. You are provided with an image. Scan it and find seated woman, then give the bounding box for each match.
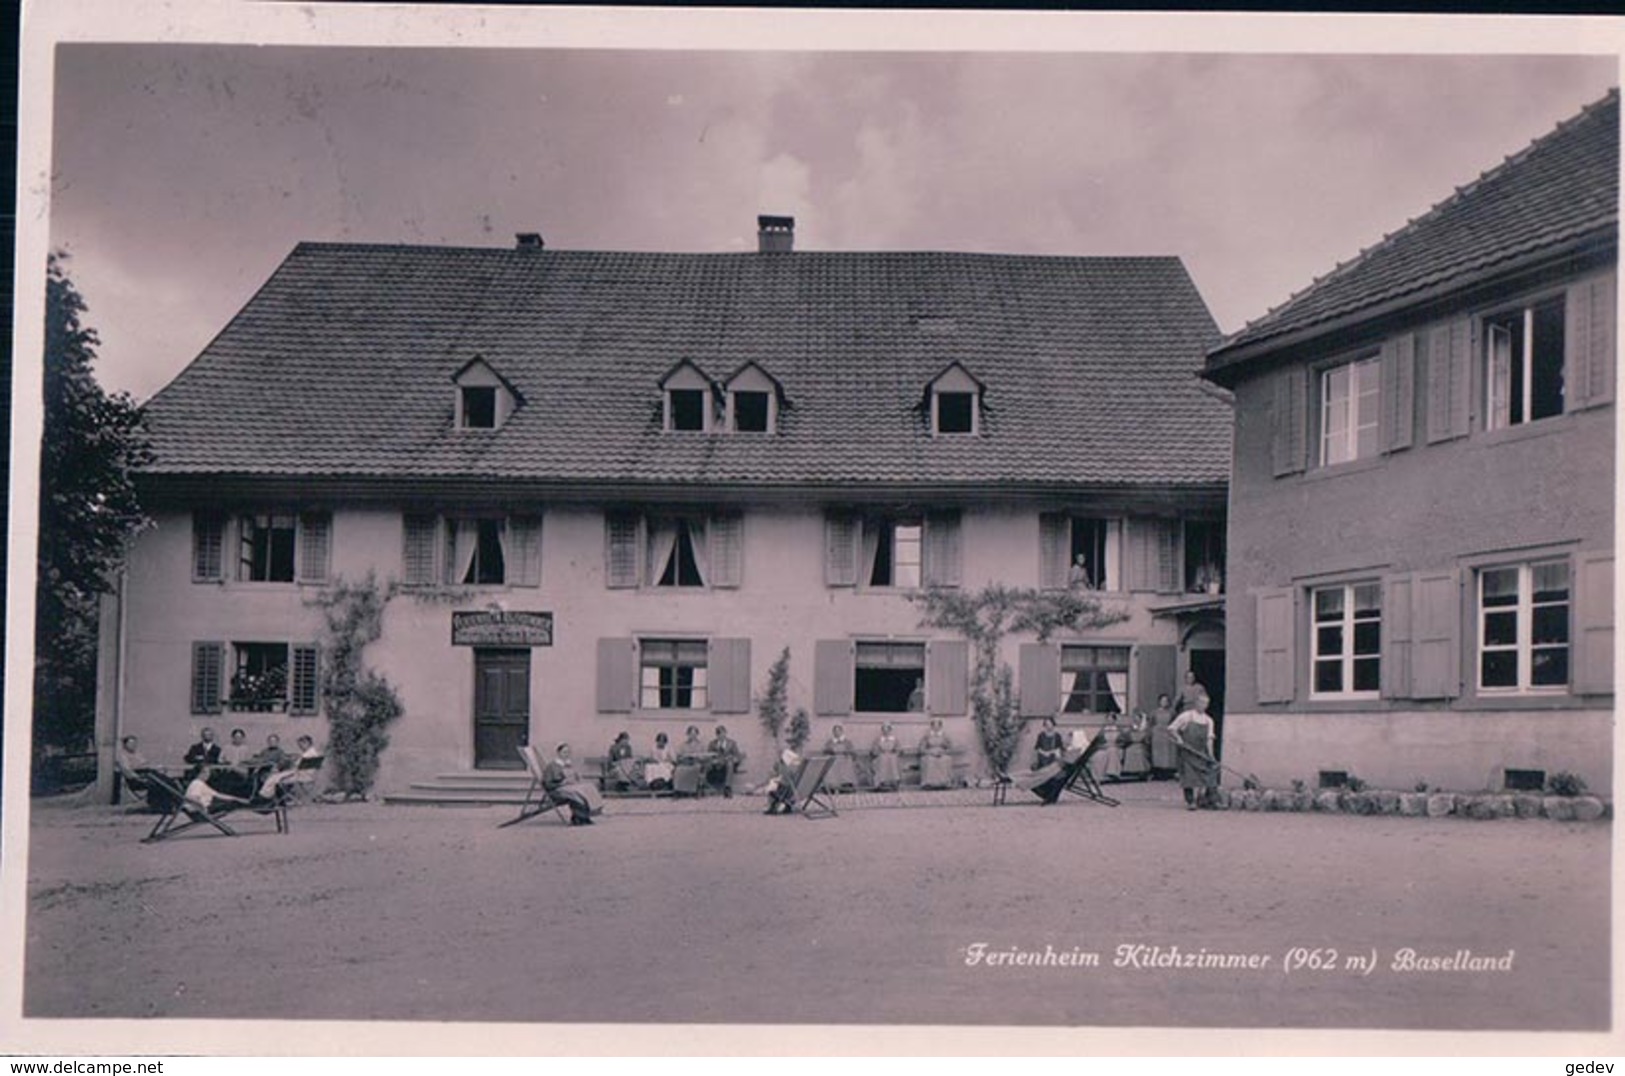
[643,732,676,791]
[1092,713,1125,783]
[758,749,802,815]
[918,718,954,789]
[870,723,902,791]
[607,731,638,791]
[1033,716,1064,769]
[543,743,604,826]
[823,724,859,790]
[673,725,707,797]
[115,736,153,803]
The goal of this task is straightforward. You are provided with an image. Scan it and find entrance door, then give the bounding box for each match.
[474,648,530,769]
[1189,648,1226,758]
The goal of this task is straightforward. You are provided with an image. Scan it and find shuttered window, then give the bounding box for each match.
[926,640,969,716]
[1309,583,1381,698]
[605,514,641,589]
[402,515,439,586]
[1380,334,1416,453]
[296,513,332,584]
[193,514,225,582]
[509,516,543,587]
[825,514,860,587]
[190,641,224,714]
[921,511,962,588]
[1018,642,1061,717]
[1477,561,1569,693]
[709,513,744,588]
[639,639,709,710]
[1125,518,1178,593]
[1255,588,1296,704]
[814,639,855,715]
[1425,318,1472,443]
[707,638,751,713]
[1271,367,1308,477]
[1318,354,1381,466]
[1565,272,1616,411]
[290,645,321,714]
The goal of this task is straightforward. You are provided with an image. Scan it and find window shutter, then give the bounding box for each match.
[708,638,751,713]
[926,639,969,716]
[1409,570,1461,700]
[402,515,438,586]
[595,638,637,713]
[296,512,332,584]
[1381,574,1413,699]
[290,644,321,714]
[922,511,963,588]
[1566,273,1616,411]
[509,516,543,587]
[1154,520,1180,593]
[1425,319,1471,443]
[1018,642,1061,717]
[1574,552,1614,696]
[813,639,854,716]
[193,515,224,582]
[1255,588,1296,704]
[1133,644,1177,712]
[1124,519,1152,592]
[709,513,744,589]
[824,513,859,587]
[1271,367,1307,477]
[1038,513,1069,590]
[1381,334,1415,453]
[191,641,224,714]
[605,514,641,589]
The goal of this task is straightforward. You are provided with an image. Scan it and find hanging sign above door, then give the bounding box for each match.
[452,611,554,647]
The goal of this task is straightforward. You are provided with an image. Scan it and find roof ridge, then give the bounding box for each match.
[288,239,1188,265]
[1219,87,1618,348]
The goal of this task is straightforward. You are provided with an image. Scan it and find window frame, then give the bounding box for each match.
[237,511,298,583]
[1476,558,1572,695]
[1067,516,1121,592]
[665,388,712,433]
[638,637,710,711]
[727,389,774,434]
[932,389,979,436]
[1482,293,1567,432]
[1317,351,1382,467]
[445,516,509,587]
[1308,581,1383,701]
[852,639,928,714]
[212,640,321,715]
[1059,644,1132,715]
[458,385,499,429]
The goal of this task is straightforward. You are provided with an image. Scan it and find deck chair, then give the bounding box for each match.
[790,755,838,820]
[140,769,290,841]
[994,732,1120,808]
[498,745,569,828]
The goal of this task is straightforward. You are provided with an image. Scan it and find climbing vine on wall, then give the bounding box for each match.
[910,584,1129,775]
[311,573,404,799]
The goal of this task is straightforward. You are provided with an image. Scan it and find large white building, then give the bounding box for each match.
[100,218,1233,796]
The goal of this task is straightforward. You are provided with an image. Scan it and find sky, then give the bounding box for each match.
[45,39,1619,401]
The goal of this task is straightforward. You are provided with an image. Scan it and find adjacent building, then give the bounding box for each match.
[100,219,1233,794]
[1204,91,1618,791]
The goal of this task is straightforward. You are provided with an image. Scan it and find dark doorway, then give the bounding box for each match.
[1189,647,1226,758]
[474,648,530,769]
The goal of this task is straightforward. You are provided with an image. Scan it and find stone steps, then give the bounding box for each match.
[384,770,534,806]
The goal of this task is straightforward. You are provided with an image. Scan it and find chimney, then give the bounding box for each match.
[757,215,794,253]
[515,232,545,250]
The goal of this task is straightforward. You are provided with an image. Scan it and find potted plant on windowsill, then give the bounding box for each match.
[229,666,289,712]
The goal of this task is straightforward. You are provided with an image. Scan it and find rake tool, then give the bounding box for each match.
[1165,735,1262,789]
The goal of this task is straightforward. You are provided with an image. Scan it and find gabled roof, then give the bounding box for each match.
[1208,89,1619,378]
[142,245,1229,488]
[451,355,525,405]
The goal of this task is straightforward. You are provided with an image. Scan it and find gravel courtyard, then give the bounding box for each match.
[23,781,1612,1030]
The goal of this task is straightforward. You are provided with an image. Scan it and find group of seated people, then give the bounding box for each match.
[821,718,958,791]
[604,725,744,798]
[1032,712,1156,782]
[115,726,323,809]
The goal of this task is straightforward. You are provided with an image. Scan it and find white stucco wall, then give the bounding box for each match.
[108,503,1190,792]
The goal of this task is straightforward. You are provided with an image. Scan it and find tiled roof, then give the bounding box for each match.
[143,245,1229,488]
[1209,89,1619,370]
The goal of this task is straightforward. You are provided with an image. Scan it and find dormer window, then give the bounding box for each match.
[451,357,521,431]
[936,392,975,434]
[723,362,783,435]
[926,362,984,436]
[461,386,497,429]
[660,361,715,433]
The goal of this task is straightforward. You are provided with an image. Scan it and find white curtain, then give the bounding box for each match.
[1105,672,1129,715]
[687,517,709,586]
[451,520,478,584]
[493,518,511,579]
[861,520,881,587]
[1488,324,1512,429]
[646,520,678,585]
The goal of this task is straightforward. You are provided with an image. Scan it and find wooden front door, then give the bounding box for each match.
[474,648,530,769]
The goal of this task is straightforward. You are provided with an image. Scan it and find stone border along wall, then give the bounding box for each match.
[1208,788,1611,821]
